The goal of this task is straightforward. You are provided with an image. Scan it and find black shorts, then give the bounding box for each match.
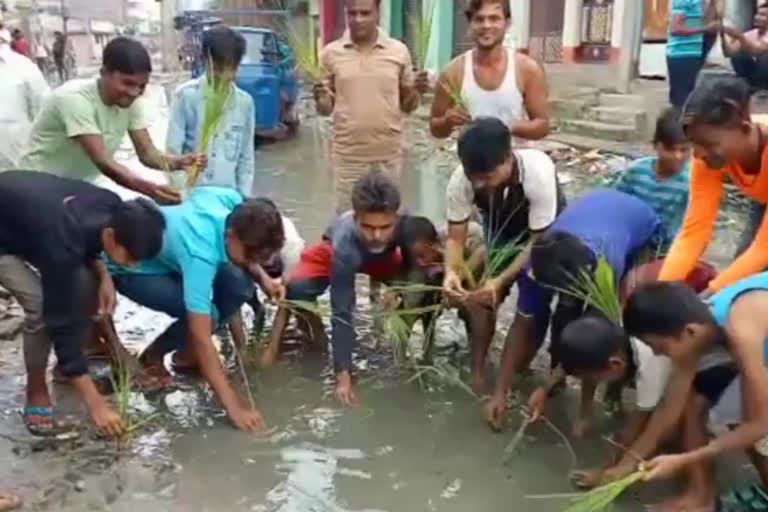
[693,364,739,405]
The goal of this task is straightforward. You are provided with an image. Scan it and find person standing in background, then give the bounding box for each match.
[0,26,49,170]
[34,35,48,74]
[20,37,204,203]
[429,0,550,144]
[11,28,29,57]
[667,0,721,108]
[167,25,255,198]
[314,0,429,212]
[52,31,66,83]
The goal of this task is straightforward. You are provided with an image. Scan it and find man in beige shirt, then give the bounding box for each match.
[314,0,429,212]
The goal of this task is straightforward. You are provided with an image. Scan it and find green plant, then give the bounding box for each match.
[439,77,467,111]
[409,0,436,70]
[407,363,479,400]
[109,359,159,439]
[282,18,323,81]
[565,255,622,324]
[189,65,232,187]
[563,471,644,512]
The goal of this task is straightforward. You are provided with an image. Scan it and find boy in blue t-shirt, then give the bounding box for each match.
[614,107,690,250]
[667,0,720,107]
[594,275,768,510]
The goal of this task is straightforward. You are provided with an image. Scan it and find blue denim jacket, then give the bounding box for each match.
[167,77,255,197]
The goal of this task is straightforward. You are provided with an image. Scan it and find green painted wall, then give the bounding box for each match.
[389,0,404,39]
[426,0,453,71]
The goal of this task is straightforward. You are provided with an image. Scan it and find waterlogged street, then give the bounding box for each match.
[0,88,755,511]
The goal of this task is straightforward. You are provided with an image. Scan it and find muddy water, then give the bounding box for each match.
[0,117,752,511]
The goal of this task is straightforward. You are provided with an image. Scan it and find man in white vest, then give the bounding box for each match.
[429,0,550,143]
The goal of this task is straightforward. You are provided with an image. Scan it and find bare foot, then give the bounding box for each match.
[0,494,21,512]
[260,343,280,367]
[646,492,716,512]
[139,352,173,381]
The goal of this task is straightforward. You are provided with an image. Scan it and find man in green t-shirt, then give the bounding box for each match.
[20,37,204,203]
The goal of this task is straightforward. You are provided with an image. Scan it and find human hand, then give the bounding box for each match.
[414,70,430,94]
[485,391,507,432]
[175,152,207,170]
[88,399,125,437]
[445,107,471,129]
[706,20,723,32]
[335,370,358,406]
[442,269,466,298]
[468,277,502,308]
[641,453,694,481]
[260,276,286,302]
[151,183,182,205]
[527,386,549,422]
[228,405,268,432]
[699,288,715,300]
[96,275,116,318]
[570,467,604,489]
[313,82,332,102]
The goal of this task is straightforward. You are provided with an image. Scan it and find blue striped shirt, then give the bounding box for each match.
[667,0,704,58]
[614,156,690,249]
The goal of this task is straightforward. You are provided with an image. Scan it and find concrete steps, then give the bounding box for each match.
[551,89,650,143]
[559,119,639,142]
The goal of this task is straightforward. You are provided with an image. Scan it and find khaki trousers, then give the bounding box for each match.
[331,152,403,214]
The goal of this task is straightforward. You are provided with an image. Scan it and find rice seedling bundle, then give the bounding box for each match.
[439,77,467,111]
[188,69,232,187]
[565,255,622,324]
[409,0,436,70]
[282,18,323,82]
[563,471,644,512]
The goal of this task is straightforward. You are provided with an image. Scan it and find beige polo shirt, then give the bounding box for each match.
[320,29,414,162]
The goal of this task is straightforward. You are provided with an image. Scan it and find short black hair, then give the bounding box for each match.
[465,0,511,20]
[560,315,630,375]
[531,230,595,290]
[102,36,152,75]
[681,76,751,131]
[653,107,686,146]
[109,198,165,260]
[227,198,285,252]
[624,281,715,338]
[345,0,382,7]
[457,117,512,175]
[400,215,438,246]
[351,171,401,214]
[202,25,246,68]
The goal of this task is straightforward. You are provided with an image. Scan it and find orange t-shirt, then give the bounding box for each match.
[659,139,768,290]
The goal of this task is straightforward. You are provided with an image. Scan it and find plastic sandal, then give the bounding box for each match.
[21,406,79,437]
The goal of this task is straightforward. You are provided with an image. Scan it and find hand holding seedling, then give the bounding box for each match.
[485,392,507,432]
[442,269,466,298]
[261,276,286,302]
[228,405,267,432]
[175,152,207,170]
[640,453,693,481]
[444,106,470,130]
[313,82,334,113]
[467,277,502,308]
[527,386,549,422]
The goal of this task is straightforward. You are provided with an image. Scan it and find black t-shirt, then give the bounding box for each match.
[0,171,122,376]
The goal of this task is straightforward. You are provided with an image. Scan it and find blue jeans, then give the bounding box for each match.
[113,264,254,356]
[668,55,704,108]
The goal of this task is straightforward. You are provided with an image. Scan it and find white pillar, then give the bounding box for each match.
[510,0,530,51]
[611,0,628,60]
[160,0,179,73]
[562,0,583,61]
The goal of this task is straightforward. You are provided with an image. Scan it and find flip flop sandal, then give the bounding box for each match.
[0,494,21,512]
[21,407,79,437]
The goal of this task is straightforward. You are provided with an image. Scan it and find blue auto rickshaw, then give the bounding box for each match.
[232,26,299,137]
